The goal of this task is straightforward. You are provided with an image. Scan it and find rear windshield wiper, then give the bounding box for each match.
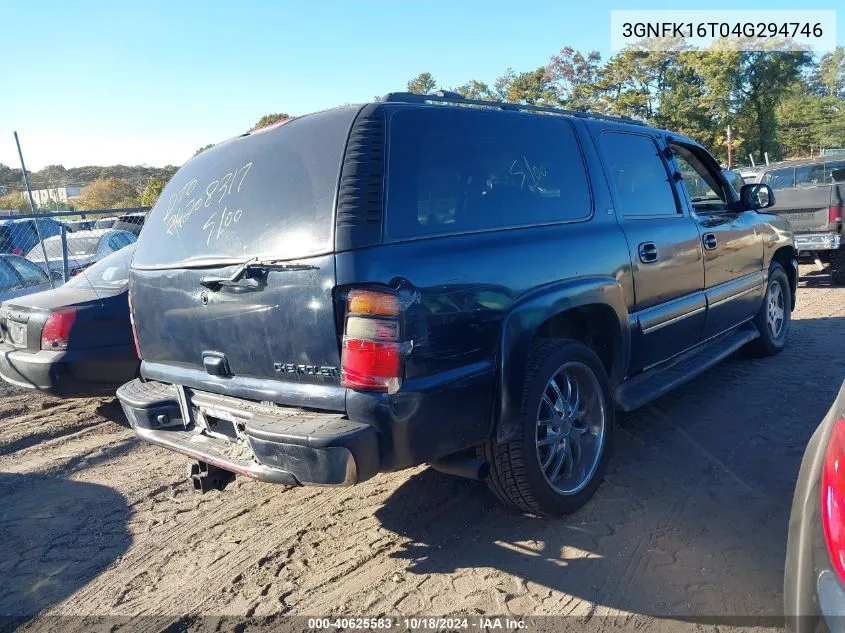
[199,257,318,289]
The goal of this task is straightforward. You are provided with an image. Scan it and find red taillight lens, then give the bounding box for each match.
[341,339,400,391]
[830,205,844,224]
[128,292,141,359]
[822,419,845,582]
[40,308,77,350]
[341,289,402,392]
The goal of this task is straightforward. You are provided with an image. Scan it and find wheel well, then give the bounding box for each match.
[531,305,620,381]
[772,246,797,310]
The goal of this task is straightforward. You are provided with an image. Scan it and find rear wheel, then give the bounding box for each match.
[830,246,845,285]
[749,262,791,356]
[483,340,614,517]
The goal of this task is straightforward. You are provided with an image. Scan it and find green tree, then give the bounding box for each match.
[545,46,603,109]
[407,72,437,94]
[0,192,31,213]
[140,176,167,207]
[811,46,845,98]
[75,178,140,210]
[253,113,291,130]
[453,79,495,100]
[194,144,214,156]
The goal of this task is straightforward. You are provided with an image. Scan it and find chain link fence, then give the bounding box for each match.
[0,208,149,301]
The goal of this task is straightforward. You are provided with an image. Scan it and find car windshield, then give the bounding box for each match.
[66,244,134,291]
[28,234,101,260]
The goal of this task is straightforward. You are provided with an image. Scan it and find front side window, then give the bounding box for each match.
[385,108,592,240]
[762,168,795,190]
[670,144,730,213]
[601,133,678,217]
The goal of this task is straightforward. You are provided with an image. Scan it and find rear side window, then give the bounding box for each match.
[6,257,48,285]
[385,108,592,240]
[762,168,795,190]
[133,107,359,267]
[601,133,678,217]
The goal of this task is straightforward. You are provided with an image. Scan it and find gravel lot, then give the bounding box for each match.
[2,264,844,632]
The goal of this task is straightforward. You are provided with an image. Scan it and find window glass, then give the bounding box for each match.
[670,145,730,212]
[825,160,845,183]
[601,133,678,217]
[6,256,48,285]
[762,168,795,190]
[385,108,592,240]
[795,163,826,187]
[67,244,134,291]
[0,260,22,292]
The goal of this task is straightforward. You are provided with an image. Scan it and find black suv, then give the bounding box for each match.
[117,91,796,517]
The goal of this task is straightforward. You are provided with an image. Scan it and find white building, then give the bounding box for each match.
[27,185,83,207]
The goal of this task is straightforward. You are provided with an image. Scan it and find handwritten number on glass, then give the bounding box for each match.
[509,156,547,192]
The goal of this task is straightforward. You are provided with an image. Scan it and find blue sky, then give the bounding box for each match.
[1,0,842,170]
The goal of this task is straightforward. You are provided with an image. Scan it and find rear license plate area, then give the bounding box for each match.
[8,322,26,347]
[788,212,814,220]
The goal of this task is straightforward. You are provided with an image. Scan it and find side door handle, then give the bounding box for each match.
[638,242,659,264]
[703,233,718,251]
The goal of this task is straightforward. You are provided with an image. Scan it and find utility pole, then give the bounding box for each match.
[726,125,733,170]
[14,132,55,288]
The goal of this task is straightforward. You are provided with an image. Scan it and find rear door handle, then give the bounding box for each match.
[703,233,718,251]
[638,242,659,264]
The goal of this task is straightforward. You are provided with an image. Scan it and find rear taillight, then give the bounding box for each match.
[822,419,845,583]
[830,205,844,224]
[341,289,402,392]
[128,292,141,359]
[40,308,77,350]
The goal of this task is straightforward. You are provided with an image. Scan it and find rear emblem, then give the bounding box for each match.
[200,291,209,306]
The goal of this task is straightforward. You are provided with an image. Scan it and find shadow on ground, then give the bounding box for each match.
[377,315,845,620]
[0,472,131,624]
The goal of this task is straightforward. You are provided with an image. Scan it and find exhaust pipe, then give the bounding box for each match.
[187,460,235,493]
[430,455,490,480]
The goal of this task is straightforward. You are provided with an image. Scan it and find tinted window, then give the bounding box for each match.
[795,163,826,187]
[6,256,48,285]
[0,222,37,254]
[133,107,358,267]
[385,108,592,240]
[0,259,22,292]
[762,168,795,190]
[601,133,678,217]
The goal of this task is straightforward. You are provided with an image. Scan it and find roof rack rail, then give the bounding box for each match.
[379,90,647,126]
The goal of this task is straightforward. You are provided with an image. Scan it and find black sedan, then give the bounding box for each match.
[0,245,139,396]
[786,379,845,632]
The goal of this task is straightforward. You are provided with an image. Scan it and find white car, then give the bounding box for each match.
[26,229,137,280]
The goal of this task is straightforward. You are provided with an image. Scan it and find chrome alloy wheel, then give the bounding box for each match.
[766,279,785,339]
[535,361,606,495]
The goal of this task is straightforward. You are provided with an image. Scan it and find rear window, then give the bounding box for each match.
[385,108,592,241]
[67,244,134,291]
[133,107,359,267]
[29,234,100,260]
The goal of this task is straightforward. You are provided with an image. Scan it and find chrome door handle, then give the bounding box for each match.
[638,242,659,263]
[703,233,718,251]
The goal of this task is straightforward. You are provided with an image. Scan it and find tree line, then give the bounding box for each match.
[405,41,845,166]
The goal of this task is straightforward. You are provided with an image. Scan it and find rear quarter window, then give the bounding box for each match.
[384,108,592,241]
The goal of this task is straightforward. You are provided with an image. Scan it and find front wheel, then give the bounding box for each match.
[483,340,614,518]
[749,262,791,356]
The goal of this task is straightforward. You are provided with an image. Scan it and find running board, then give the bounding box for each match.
[616,324,759,412]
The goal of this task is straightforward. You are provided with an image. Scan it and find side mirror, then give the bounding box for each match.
[740,183,775,210]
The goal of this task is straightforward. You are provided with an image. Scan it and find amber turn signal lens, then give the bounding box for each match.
[347,289,400,316]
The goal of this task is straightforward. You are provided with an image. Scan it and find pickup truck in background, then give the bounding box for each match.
[744,157,845,284]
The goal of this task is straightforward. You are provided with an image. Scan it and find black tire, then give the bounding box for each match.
[483,340,614,518]
[830,246,845,286]
[749,262,791,356]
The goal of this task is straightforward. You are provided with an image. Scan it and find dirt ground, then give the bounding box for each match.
[2,264,844,632]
